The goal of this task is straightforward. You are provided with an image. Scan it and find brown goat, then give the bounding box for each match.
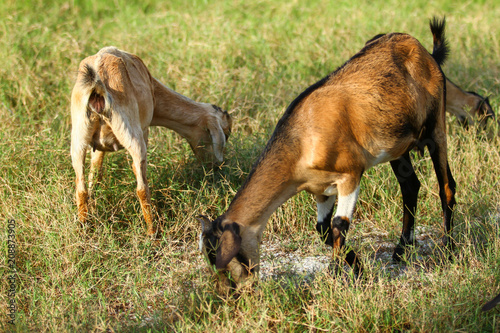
[445,78,495,129]
[71,47,232,235]
[199,18,456,284]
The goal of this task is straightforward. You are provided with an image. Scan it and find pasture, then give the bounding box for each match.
[1,0,500,331]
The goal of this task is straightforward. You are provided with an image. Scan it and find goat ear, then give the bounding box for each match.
[222,111,232,131]
[197,215,212,234]
[484,97,491,110]
[216,223,241,269]
[208,122,226,163]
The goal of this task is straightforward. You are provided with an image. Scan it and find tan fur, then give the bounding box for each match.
[200,21,455,285]
[76,190,88,222]
[71,47,232,235]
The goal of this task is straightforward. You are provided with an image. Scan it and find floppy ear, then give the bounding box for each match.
[197,215,212,253]
[197,215,212,234]
[208,122,226,163]
[222,111,232,138]
[216,222,242,269]
[483,97,494,116]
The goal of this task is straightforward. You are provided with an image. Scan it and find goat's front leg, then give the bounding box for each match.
[127,135,155,236]
[88,150,105,195]
[331,179,361,273]
[316,194,336,246]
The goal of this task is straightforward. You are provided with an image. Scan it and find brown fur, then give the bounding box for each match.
[445,78,495,129]
[200,18,456,285]
[366,32,496,131]
[71,47,232,235]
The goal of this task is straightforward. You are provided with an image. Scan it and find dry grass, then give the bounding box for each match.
[1,0,500,331]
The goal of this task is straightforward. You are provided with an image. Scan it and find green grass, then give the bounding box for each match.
[1,0,500,331]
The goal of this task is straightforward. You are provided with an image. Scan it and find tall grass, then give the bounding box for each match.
[1,0,499,331]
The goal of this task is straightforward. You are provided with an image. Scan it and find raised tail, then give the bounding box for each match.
[429,17,449,66]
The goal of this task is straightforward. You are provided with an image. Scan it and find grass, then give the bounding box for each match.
[1,0,500,331]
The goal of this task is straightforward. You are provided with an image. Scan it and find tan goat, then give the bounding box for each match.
[71,47,232,235]
[199,18,456,285]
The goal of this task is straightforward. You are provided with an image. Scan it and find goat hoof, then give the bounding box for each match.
[316,222,333,246]
[329,248,362,278]
[392,236,416,262]
[392,245,406,262]
[392,245,415,263]
[346,249,363,277]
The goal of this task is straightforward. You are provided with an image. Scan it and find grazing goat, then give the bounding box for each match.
[71,47,232,235]
[445,78,495,129]
[199,18,455,284]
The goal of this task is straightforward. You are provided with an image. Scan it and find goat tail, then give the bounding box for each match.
[429,16,449,66]
[79,63,111,116]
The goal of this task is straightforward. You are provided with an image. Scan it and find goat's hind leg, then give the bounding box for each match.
[390,152,420,262]
[427,137,456,252]
[128,131,155,236]
[89,150,105,195]
[71,137,89,223]
[110,118,155,236]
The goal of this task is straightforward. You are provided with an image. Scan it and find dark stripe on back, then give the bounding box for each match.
[283,74,331,118]
[234,74,332,196]
[365,33,386,45]
[232,33,402,202]
[280,31,393,123]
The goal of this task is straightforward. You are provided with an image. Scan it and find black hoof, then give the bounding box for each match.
[392,245,406,262]
[316,222,333,246]
[392,236,416,263]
